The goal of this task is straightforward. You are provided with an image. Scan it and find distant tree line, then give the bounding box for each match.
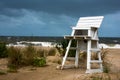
[0,36,120,44]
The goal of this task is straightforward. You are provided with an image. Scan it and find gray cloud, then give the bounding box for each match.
[0,0,120,17]
[0,0,120,37]
[0,9,76,36]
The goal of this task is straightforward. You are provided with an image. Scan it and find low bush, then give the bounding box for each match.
[36,48,46,57]
[0,70,7,75]
[0,42,8,58]
[57,59,62,64]
[60,39,76,57]
[48,48,57,56]
[103,64,110,73]
[7,64,18,73]
[7,45,48,68]
[101,48,111,73]
[7,46,22,69]
[89,73,112,80]
[33,57,46,67]
[22,46,36,65]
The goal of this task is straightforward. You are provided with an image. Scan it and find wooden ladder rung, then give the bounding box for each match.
[90,60,102,63]
[74,36,84,39]
[64,36,74,39]
[67,57,75,61]
[69,47,77,50]
[90,48,100,52]
[86,69,103,73]
[64,35,91,40]
[63,64,75,69]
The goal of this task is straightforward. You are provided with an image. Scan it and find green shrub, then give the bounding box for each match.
[0,42,8,58]
[0,70,7,75]
[6,45,48,70]
[60,40,68,56]
[33,57,46,67]
[7,46,22,68]
[60,40,76,57]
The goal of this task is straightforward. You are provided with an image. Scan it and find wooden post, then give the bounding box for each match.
[86,29,91,70]
[61,29,75,69]
[61,40,72,68]
[75,40,79,68]
[87,40,91,70]
[98,52,103,70]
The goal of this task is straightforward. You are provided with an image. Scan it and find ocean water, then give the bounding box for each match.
[0,36,120,44]
[99,37,120,44]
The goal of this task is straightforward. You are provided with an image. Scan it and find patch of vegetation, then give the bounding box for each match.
[0,70,7,75]
[61,40,76,57]
[48,48,56,56]
[33,57,46,67]
[91,52,99,60]
[79,51,87,60]
[7,64,18,73]
[51,58,62,64]
[89,74,111,80]
[7,45,48,71]
[103,61,112,73]
[0,42,8,58]
[36,48,46,57]
[22,45,36,65]
[101,48,111,73]
[91,76,102,80]
[55,43,63,56]
[7,46,22,69]
[57,59,62,64]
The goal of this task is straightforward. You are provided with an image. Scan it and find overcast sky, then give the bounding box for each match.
[0,0,120,37]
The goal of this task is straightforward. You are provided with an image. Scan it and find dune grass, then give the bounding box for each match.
[6,45,60,72]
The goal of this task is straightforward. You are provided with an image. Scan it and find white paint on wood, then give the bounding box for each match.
[61,40,72,68]
[61,16,104,73]
[76,16,104,28]
[98,52,103,70]
[86,69,103,73]
[87,40,91,70]
[90,60,102,63]
[75,41,80,68]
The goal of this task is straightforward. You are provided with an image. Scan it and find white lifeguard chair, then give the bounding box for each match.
[61,16,104,73]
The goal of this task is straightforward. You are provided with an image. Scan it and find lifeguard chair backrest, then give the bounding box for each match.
[76,16,104,28]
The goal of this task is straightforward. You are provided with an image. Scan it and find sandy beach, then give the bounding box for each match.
[0,48,120,80]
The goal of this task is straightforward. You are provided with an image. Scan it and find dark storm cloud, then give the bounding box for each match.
[0,0,120,17]
[0,9,76,36]
[0,0,120,37]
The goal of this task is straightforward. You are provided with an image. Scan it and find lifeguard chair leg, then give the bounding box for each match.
[61,40,72,69]
[75,40,80,68]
